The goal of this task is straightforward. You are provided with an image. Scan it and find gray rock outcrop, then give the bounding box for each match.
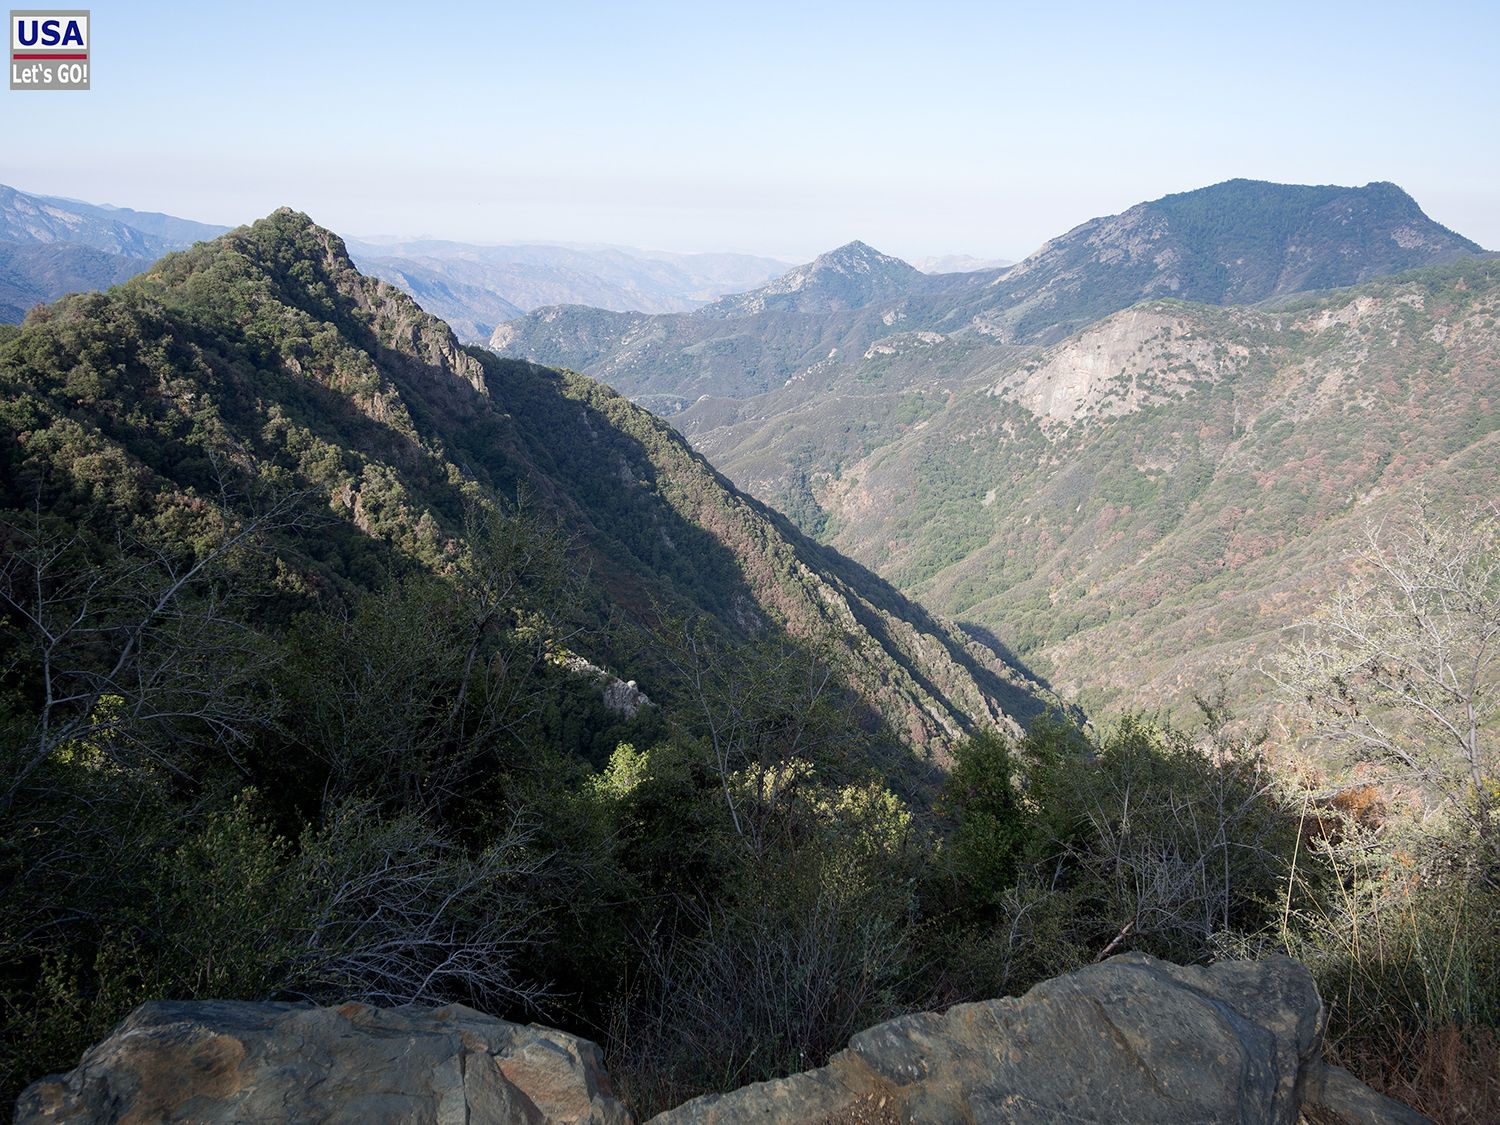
[16,999,632,1124]
[648,953,1426,1124]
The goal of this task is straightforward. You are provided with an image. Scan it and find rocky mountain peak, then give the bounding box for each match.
[696,239,923,318]
[966,178,1486,343]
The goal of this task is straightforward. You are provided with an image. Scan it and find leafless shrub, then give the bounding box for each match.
[0,498,299,814]
[288,803,550,1009]
[607,891,908,1115]
[1267,500,1499,841]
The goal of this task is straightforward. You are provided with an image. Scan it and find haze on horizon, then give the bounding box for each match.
[3,0,1496,261]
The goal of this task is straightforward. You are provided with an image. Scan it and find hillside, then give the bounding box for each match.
[0,242,144,323]
[0,210,1042,757]
[2,216,1484,1125]
[692,260,1499,716]
[487,181,1493,717]
[0,209,1063,1110]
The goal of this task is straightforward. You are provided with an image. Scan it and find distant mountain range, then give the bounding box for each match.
[491,181,1486,403]
[345,238,793,341]
[0,184,229,256]
[0,185,230,320]
[0,184,793,336]
[925,178,1486,345]
[6,176,1493,724]
[488,239,958,408]
[489,179,1495,717]
[912,254,1013,274]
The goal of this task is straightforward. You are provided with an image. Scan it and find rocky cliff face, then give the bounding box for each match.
[17,956,1424,1124]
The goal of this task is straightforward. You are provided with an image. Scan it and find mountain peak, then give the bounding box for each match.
[133,208,491,403]
[1149,177,1433,220]
[807,240,919,275]
[699,240,922,318]
[971,177,1486,342]
[818,238,881,259]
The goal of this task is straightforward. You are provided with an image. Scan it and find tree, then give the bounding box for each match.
[642,612,853,857]
[1269,501,1499,840]
[0,498,296,816]
[283,501,579,815]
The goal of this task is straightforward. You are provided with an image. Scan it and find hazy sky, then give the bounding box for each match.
[4,1,1497,261]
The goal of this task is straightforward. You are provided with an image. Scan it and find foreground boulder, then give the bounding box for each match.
[649,954,1426,1124]
[16,999,632,1124]
[15,955,1424,1124]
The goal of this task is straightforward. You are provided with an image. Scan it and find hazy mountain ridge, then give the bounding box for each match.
[913,254,1014,274]
[489,179,1487,408]
[0,185,230,324]
[0,183,792,337]
[487,241,967,404]
[22,191,230,250]
[0,184,227,258]
[351,239,792,342]
[355,256,525,341]
[941,179,1487,346]
[695,241,931,318]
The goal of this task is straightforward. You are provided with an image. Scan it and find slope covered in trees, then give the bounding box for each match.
[0,209,1041,753]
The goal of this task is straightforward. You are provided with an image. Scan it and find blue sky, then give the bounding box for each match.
[4,1,1497,260]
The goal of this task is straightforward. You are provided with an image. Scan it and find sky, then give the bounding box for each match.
[4,1,1498,261]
